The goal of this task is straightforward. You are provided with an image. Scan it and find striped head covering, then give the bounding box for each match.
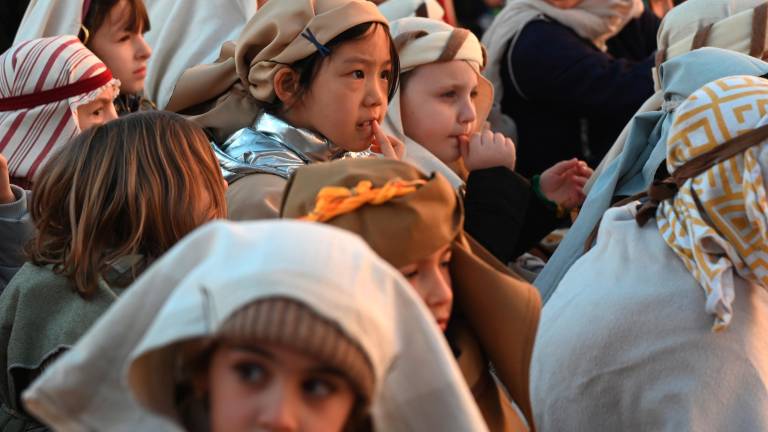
[0,35,120,186]
[660,75,768,331]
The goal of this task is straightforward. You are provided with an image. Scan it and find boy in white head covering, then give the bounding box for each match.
[22,220,489,431]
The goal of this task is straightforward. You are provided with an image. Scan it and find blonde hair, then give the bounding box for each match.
[27,111,227,297]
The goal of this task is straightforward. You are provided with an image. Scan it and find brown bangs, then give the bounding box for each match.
[83,0,151,35]
[26,111,226,298]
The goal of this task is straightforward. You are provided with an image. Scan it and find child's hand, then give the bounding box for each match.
[460,129,516,172]
[539,159,592,209]
[0,155,15,204]
[371,120,405,160]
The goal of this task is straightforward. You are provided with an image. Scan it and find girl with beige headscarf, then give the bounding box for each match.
[163,0,405,221]
[385,17,592,265]
[281,158,542,431]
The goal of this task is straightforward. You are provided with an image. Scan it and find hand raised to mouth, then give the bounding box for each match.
[370,120,405,160]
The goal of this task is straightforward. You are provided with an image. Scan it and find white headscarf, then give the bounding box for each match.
[384,17,491,189]
[23,220,488,431]
[142,0,258,109]
[481,0,644,130]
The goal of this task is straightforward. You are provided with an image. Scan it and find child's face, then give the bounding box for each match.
[285,25,393,152]
[398,243,454,332]
[400,61,478,164]
[75,85,119,131]
[206,341,357,432]
[88,0,152,95]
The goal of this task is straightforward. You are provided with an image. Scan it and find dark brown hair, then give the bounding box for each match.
[267,21,400,113]
[80,0,151,41]
[26,111,227,298]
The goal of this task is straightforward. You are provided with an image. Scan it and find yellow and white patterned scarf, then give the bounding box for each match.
[660,75,768,331]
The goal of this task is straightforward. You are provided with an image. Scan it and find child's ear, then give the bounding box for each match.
[274,68,301,106]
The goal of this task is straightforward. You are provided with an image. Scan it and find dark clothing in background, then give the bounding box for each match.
[1,1,31,54]
[500,8,659,177]
[464,167,562,264]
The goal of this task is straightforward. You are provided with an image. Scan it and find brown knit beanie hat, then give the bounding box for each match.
[216,297,376,404]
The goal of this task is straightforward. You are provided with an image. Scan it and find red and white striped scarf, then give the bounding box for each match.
[0,35,119,186]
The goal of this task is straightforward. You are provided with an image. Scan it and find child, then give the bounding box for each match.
[23,221,488,431]
[0,35,120,189]
[0,111,227,429]
[384,17,592,265]
[281,158,542,432]
[14,0,153,114]
[163,0,404,220]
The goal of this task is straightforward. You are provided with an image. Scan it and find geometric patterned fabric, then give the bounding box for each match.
[660,75,768,331]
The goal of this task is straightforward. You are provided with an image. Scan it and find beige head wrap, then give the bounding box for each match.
[165,0,387,142]
[659,75,768,331]
[383,17,491,188]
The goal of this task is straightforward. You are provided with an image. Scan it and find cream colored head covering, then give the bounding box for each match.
[378,0,445,21]
[13,0,83,43]
[654,0,768,87]
[142,0,258,109]
[23,220,488,431]
[165,0,387,143]
[659,75,768,332]
[383,17,490,188]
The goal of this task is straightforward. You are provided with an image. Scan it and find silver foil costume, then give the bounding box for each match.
[214,112,373,183]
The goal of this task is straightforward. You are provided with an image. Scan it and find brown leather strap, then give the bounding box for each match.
[584,123,768,252]
[691,23,714,50]
[751,3,768,58]
[438,29,470,62]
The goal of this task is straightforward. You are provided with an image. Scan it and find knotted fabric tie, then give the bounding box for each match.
[301,179,427,223]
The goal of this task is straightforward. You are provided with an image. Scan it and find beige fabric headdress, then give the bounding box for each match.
[383,17,491,188]
[165,0,387,142]
[659,75,768,331]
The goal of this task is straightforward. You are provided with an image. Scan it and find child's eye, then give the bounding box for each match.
[470,90,479,99]
[380,70,392,81]
[234,362,267,384]
[118,34,131,42]
[91,109,103,117]
[352,70,365,79]
[403,269,418,279]
[302,378,337,398]
[441,91,457,98]
[440,259,451,268]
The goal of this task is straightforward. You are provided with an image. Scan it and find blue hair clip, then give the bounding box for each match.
[301,28,331,57]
